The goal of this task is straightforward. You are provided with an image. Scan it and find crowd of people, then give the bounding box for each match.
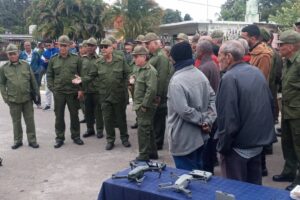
[0,19,300,191]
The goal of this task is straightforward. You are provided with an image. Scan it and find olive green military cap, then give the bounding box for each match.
[100,38,112,46]
[132,46,149,55]
[58,35,71,45]
[277,30,300,44]
[86,37,97,46]
[144,32,159,42]
[260,28,271,42]
[211,30,224,39]
[176,33,189,42]
[135,35,145,42]
[6,43,19,53]
[108,36,117,43]
[295,18,300,26]
[79,40,88,47]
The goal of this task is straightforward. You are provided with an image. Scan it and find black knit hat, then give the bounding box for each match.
[170,41,192,62]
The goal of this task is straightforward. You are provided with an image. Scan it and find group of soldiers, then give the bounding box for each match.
[0,32,173,162]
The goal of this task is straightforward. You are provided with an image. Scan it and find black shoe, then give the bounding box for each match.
[54,141,64,148]
[79,119,86,123]
[29,143,39,148]
[272,174,294,182]
[106,143,114,150]
[135,156,150,162]
[262,168,268,177]
[96,131,104,139]
[122,140,131,148]
[83,131,95,138]
[11,142,23,150]
[286,183,296,191]
[73,138,84,145]
[43,105,51,110]
[131,123,138,129]
[149,153,159,160]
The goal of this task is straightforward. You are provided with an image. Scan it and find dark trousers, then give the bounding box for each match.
[220,150,262,185]
[154,106,167,149]
[173,146,204,171]
[202,123,218,174]
[9,100,37,144]
[281,119,300,184]
[102,101,129,144]
[84,93,103,133]
[54,93,80,142]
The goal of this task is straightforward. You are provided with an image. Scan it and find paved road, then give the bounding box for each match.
[0,93,289,199]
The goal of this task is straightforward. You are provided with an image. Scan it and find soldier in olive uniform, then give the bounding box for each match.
[47,35,84,148]
[0,44,39,149]
[73,39,131,150]
[272,30,300,191]
[81,37,104,139]
[132,46,158,161]
[144,32,172,150]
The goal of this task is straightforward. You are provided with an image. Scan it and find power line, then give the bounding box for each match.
[178,0,221,8]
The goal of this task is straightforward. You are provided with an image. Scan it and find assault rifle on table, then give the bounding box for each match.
[158,170,213,197]
[112,160,166,185]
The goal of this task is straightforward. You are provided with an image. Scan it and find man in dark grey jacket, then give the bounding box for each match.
[167,42,216,171]
[215,40,276,185]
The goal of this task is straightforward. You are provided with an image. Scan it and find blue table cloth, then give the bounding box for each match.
[98,167,291,200]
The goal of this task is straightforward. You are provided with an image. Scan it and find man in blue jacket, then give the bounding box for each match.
[215,40,276,185]
[19,41,43,107]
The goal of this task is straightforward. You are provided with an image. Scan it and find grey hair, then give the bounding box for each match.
[237,38,249,54]
[220,40,245,61]
[196,40,213,54]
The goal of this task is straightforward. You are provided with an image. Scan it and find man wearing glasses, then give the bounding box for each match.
[72,39,131,151]
[47,35,84,148]
[0,44,40,149]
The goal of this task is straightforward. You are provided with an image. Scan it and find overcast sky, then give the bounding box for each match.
[104,0,227,21]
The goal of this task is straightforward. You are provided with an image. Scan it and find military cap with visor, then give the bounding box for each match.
[143,33,159,43]
[260,28,271,42]
[211,30,224,39]
[100,39,113,46]
[108,36,117,43]
[277,30,300,44]
[176,33,189,42]
[132,46,149,55]
[135,35,145,42]
[6,43,19,53]
[86,37,97,46]
[58,35,71,45]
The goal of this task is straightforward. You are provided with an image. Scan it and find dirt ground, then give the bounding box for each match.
[0,93,288,200]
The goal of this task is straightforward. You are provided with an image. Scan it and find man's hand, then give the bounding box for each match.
[72,74,82,85]
[141,106,147,112]
[201,122,211,134]
[77,91,84,101]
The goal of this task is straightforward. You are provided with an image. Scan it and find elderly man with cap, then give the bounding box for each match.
[210,30,224,56]
[272,30,300,191]
[176,33,189,43]
[73,38,131,150]
[131,46,158,161]
[80,37,104,139]
[0,44,40,149]
[134,35,146,47]
[144,32,172,151]
[167,41,216,170]
[47,35,84,148]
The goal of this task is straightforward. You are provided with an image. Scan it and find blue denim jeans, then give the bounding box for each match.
[173,145,204,171]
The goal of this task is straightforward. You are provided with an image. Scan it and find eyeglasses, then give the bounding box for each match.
[100,45,109,49]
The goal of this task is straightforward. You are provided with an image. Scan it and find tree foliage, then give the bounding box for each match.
[258,0,286,22]
[269,0,300,29]
[0,0,32,33]
[26,0,106,40]
[183,14,192,21]
[104,0,163,39]
[219,0,246,21]
[162,9,182,24]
